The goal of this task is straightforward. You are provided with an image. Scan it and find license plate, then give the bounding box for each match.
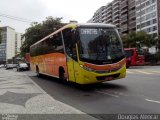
[105,77,113,81]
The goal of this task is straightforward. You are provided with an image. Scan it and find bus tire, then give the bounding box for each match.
[36,66,41,77]
[59,68,67,82]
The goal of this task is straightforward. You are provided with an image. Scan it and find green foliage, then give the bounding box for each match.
[122,31,155,48]
[154,35,160,53]
[0,27,2,44]
[21,16,65,57]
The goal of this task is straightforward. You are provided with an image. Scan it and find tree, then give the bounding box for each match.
[121,31,155,48]
[21,16,65,57]
[122,31,137,48]
[0,27,2,44]
[155,35,160,52]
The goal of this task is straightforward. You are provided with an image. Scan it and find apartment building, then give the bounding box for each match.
[90,1,121,31]
[0,26,23,63]
[92,6,106,23]
[89,0,136,34]
[15,32,23,55]
[120,0,136,34]
[136,0,159,37]
[112,0,121,30]
[106,2,113,24]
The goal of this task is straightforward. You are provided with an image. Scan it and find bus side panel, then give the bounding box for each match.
[30,55,45,73]
[30,57,36,72]
[43,54,54,75]
[52,53,67,77]
[30,53,67,78]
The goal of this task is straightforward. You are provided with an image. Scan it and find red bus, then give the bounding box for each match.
[124,48,145,68]
[25,53,30,69]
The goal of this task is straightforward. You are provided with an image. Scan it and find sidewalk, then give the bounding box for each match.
[0,69,97,120]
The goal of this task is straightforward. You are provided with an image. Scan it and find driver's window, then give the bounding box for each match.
[62,28,77,61]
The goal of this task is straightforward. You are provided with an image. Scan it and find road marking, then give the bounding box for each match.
[147,70,160,74]
[127,69,160,75]
[96,91,119,98]
[145,99,160,104]
[126,71,134,74]
[133,70,153,75]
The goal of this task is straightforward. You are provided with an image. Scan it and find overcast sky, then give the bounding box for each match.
[0,0,112,33]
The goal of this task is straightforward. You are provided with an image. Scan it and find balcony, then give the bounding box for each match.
[121,8,128,15]
[129,10,135,15]
[120,24,128,33]
[106,13,112,18]
[106,18,112,23]
[120,0,128,9]
[113,20,120,25]
[115,22,120,26]
[102,16,107,21]
[113,13,119,19]
[113,5,119,11]
[128,0,135,4]
[112,0,119,6]
[102,12,107,17]
[121,14,128,23]
[128,3,135,10]
[128,0,135,9]
[129,11,136,20]
[113,9,119,15]
[129,21,136,30]
[106,4,112,11]
[106,8,112,14]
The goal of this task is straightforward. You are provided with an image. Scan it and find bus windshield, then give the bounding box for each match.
[125,50,133,58]
[78,27,125,65]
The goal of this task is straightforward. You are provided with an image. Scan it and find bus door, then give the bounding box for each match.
[66,55,76,82]
[62,28,78,82]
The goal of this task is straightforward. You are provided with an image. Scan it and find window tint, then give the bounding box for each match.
[62,28,78,61]
[125,50,133,58]
[30,32,64,57]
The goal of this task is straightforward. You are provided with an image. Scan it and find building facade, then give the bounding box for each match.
[92,6,106,23]
[15,32,23,55]
[89,0,160,37]
[120,0,136,34]
[88,0,137,35]
[136,0,159,37]
[105,2,113,24]
[0,26,23,63]
[112,0,121,30]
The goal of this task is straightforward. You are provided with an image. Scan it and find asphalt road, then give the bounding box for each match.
[27,66,160,118]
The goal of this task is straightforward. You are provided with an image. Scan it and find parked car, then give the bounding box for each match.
[13,64,18,68]
[17,63,29,71]
[5,64,14,69]
[0,64,5,68]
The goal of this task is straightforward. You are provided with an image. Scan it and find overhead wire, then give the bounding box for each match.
[0,13,33,23]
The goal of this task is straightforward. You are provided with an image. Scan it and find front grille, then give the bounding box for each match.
[96,73,120,81]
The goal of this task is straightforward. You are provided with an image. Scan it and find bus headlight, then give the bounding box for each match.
[80,65,95,72]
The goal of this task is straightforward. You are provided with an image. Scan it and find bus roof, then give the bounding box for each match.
[30,23,116,47]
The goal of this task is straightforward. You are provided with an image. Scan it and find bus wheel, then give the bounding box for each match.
[36,66,40,77]
[59,68,67,82]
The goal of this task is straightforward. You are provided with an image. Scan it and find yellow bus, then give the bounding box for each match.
[30,23,126,84]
